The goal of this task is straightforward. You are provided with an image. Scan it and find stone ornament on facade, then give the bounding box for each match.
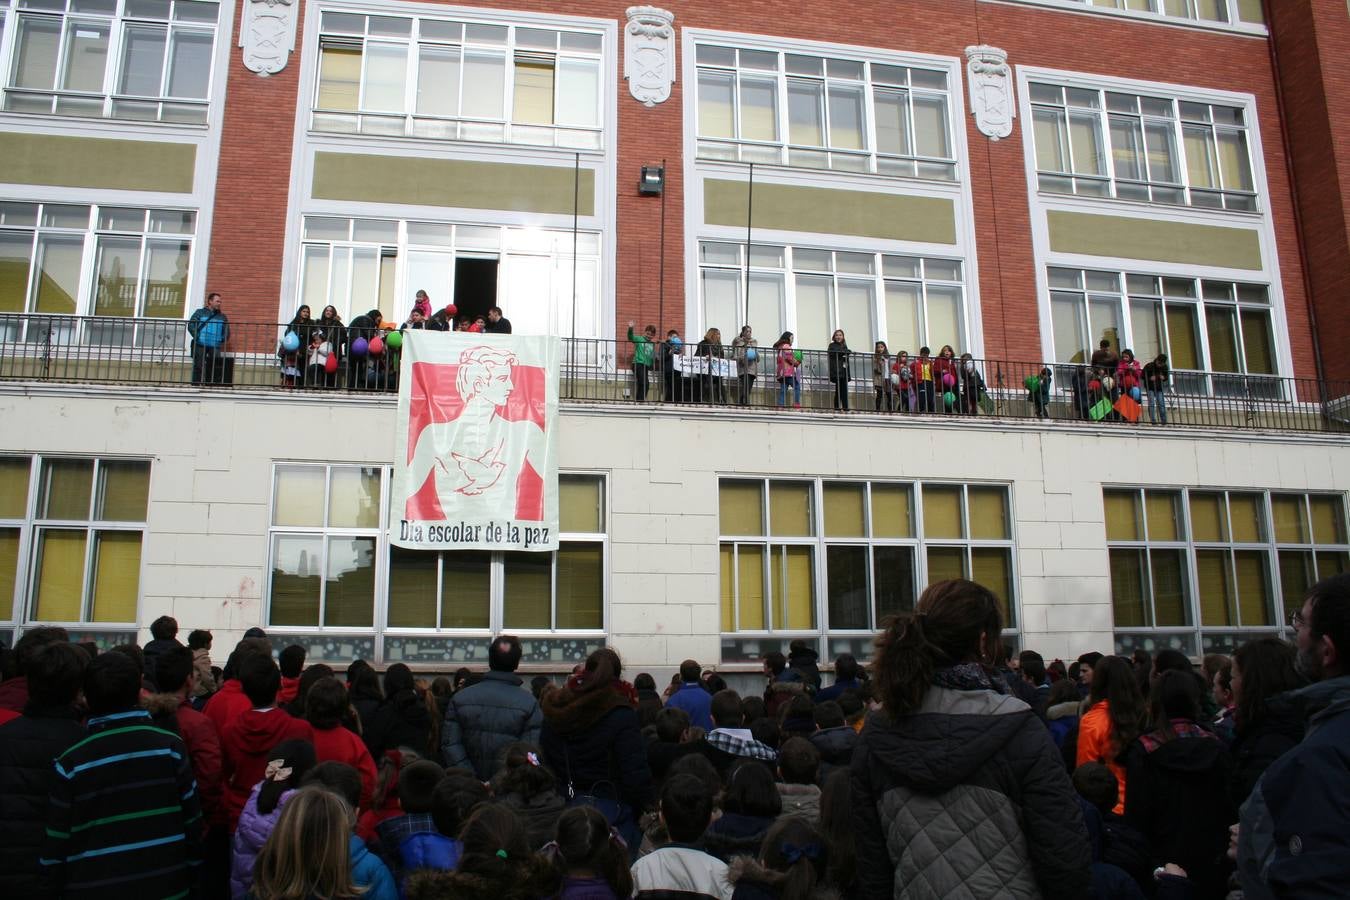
[965,45,1015,141]
[624,6,676,106]
[240,0,298,76]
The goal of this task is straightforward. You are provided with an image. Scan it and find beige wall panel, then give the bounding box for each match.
[704,178,957,244]
[0,132,195,193]
[1047,210,1263,270]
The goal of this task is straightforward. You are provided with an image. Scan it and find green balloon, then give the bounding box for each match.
[793,349,803,363]
[943,391,956,407]
[386,330,403,349]
[1024,375,1040,391]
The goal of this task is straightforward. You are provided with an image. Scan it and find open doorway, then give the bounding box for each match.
[453,257,498,325]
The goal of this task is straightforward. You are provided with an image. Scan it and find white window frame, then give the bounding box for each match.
[981,0,1267,35]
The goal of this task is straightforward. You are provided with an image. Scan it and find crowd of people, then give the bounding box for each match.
[1,572,1347,899]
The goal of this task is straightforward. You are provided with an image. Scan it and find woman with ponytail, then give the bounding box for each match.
[852,579,1090,900]
[727,816,836,900]
[1077,655,1147,815]
[548,805,634,899]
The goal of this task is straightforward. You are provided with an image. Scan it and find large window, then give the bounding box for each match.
[2,0,217,124]
[1030,80,1257,211]
[267,465,607,636]
[1107,487,1349,655]
[698,240,966,353]
[694,41,956,181]
[298,215,601,336]
[718,479,1014,661]
[0,201,196,331]
[1048,268,1278,391]
[312,10,604,149]
[0,455,149,627]
[1014,1,1264,28]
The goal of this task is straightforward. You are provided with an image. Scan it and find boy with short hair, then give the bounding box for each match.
[276,644,307,706]
[219,653,314,828]
[187,628,218,697]
[775,737,822,821]
[631,774,732,900]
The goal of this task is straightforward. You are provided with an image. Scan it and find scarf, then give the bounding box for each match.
[931,663,1006,694]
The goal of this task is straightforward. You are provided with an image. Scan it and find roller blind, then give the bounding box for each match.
[922,485,962,538]
[387,546,438,627]
[737,545,765,630]
[720,481,764,536]
[0,458,30,518]
[441,551,491,628]
[1196,549,1233,626]
[1110,548,1146,627]
[1234,550,1271,626]
[968,487,1009,540]
[771,545,814,630]
[503,550,550,629]
[770,482,812,537]
[971,548,1013,624]
[871,484,912,538]
[822,483,865,538]
[324,536,375,627]
[557,542,602,629]
[90,531,141,622]
[33,529,86,622]
[720,544,736,631]
[1150,549,1189,626]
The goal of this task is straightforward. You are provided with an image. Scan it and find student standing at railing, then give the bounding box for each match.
[910,346,936,413]
[1143,354,1170,425]
[934,345,958,414]
[828,330,851,411]
[957,352,986,415]
[873,341,894,412]
[306,330,334,389]
[317,306,346,356]
[774,332,801,408]
[661,330,683,402]
[731,325,758,406]
[346,309,382,391]
[696,328,727,404]
[188,292,229,385]
[892,350,915,412]
[627,321,657,402]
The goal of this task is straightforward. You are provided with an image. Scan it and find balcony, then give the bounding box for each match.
[1,313,1346,435]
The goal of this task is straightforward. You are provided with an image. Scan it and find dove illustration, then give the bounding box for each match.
[451,443,507,495]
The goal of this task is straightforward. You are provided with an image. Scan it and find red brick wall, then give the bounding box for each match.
[205,1,1318,378]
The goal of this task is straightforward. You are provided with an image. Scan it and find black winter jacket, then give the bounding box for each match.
[0,705,85,898]
[363,689,434,760]
[540,684,654,813]
[809,725,858,780]
[1228,699,1304,806]
[852,686,1091,900]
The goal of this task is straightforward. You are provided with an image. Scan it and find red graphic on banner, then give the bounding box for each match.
[406,361,547,463]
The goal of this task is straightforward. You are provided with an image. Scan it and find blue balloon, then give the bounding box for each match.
[745,347,758,362]
[282,331,300,352]
[669,336,683,350]
[1131,386,1142,401]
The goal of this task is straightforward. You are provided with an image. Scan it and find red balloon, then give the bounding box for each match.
[369,336,385,355]
[445,304,458,317]
[1089,379,1102,392]
[324,353,338,374]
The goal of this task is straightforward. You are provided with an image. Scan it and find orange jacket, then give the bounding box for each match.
[1077,700,1127,814]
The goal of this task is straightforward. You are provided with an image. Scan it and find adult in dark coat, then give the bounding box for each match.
[346,309,383,390]
[1227,636,1305,806]
[441,636,541,780]
[540,649,653,852]
[0,642,87,899]
[364,663,434,760]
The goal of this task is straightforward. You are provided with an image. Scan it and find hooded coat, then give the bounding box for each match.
[229,784,292,899]
[440,669,542,780]
[851,686,1091,900]
[541,681,654,813]
[220,708,314,827]
[363,688,434,760]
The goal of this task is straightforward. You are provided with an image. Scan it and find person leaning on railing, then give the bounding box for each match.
[187,292,229,385]
[627,321,657,403]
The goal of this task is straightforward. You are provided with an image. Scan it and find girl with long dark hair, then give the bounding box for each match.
[1229,637,1305,803]
[548,805,635,899]
[1077,655,1146,815]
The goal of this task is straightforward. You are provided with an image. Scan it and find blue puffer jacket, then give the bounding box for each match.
[441,671,542,780]
[1238,675,1350,900]
[349,835,398,900]
[399,832,461,874]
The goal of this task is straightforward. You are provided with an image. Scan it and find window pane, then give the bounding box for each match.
[167,29,212,98]
[93,236,140,317]
[926,546,965,585]
[884,281,920,356]
[1206,304,1240,372]
[1105,490,1141,541]
[512,56,554,124]
[873,545,916,622]
[1183,124,1217,188]
[823,483,865,538]
[1316,552,1349,578]
[720,481,764,536]
[141,239,189,318]
[787,78,824,146]
[270,534,322,626]
[1310,496,1347,544]
[1196,549,1233,626]
[771,545,814,630]
[925,285,962,351]
[1165,304,1201,369]
[1051,292,1087,364]
[1235,550,1272,626]
[89,531,140,622]
[556,57,598,127]
[720,544,735,631]
[698,70,734,138]
[387,546,437,627]
[41,459,93,520]
[0,529,18,613]
[1146,491,1183,541]
[748,273,784,340]
[971,548,1013,624]
[737,545,765,630]
[770,481,812,537]
[1190,493,1228,542]
[1129,299,1164,363]
[503,551,551,628]
[1109,115,1144,180]
[560,475,602,533]
[826,544,868,629]
[33,529,86,621]
[120,24,166,95]
[794,275,831,354]
[1144,120,1179,184]
[1229,494,1264,543]
[1217,130,1253,192]
[1151,549,1189,625]
[416,45,460,117]
[318,45,361,110]
[14,16,62,89]
[740,75,777,141]
[968,486,1009,540]
[441,550,490,627]
[1089,296,1122,356]
[557,542,602,629]
[62,20,110,92]
[1272,495,1307,544]
[1278,550,1313,625]
[837,279,873,345]
[0,458,31,518]
[96,460,149,521]
[1069,111,1105,175]
[922,485,963,538]
[273,466,326,527]
[363,42,407,112]
[33,235,84,315]
[1240,309,1275,374]
[325,536,375,626]
[871,483,912,538]
[462,52,504,118]
[328,466,381,528]
[701,268,739,335]
[1034,107,1069,172]
[1111,548,1147,627]
[873,88,910,156]
[0,232,32,314]
[827,83,864,150]
[912,94,948,158]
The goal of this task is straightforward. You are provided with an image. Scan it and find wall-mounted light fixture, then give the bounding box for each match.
[639,165,665,195]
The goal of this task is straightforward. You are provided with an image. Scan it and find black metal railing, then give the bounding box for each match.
[1,313,1346,435]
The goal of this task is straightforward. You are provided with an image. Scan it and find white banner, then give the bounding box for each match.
[671,354,735,377]
[392,331,560,552]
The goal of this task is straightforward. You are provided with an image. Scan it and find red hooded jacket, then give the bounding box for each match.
[220,708,314,828]
[203,679,251,736]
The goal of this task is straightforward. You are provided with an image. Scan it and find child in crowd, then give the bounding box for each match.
[276,645,305,706]
[357,749,414,841]
[726,816,832,900]
[220,654,315,828]
[817,768,855,895]
[628,321,658,403]
[774,738,821,821]
[301,763,398,900]
[395,767,489,880]
[304,330,333,388]
[631,774,733,900]
[703,760,781,862]
[774,332,801,408]
[370,758,445,875]
[305,677,377,808]
[808,701,857,781]
[491,742,566,850]
[647,707,704,781]
[406,805,556,900]
[249,786,394,900]
[187,628,217,698]
[230,739,316,900]
[549,806,636,900]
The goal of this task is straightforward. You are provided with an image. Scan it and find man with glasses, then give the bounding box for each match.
[1236,573,1350,899]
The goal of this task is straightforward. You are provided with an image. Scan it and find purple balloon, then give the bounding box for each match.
[942,372,956,388]
[351,337,368,357]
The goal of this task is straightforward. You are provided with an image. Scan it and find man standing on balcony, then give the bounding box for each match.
[485,306,513,334]
[188,292,229,384]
